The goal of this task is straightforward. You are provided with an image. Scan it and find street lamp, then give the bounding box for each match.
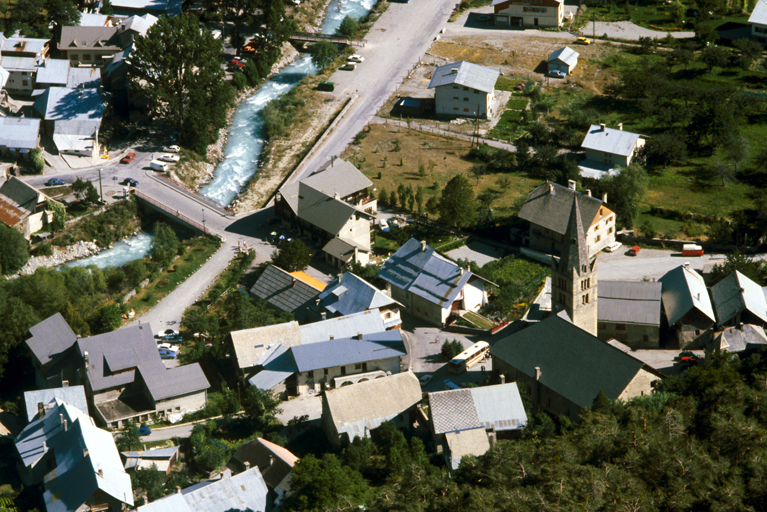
[202,208,206,234]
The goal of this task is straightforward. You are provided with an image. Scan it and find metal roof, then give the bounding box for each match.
[491,315,658,409]
[247,345,298,390]
[137,467,267,512]
[249,264,322,316]
[750,0,767,25]
[117,13,159,36]
[323,372,421,440]
[67,66,101,88]
[26,313,78,366]
[35,59,71,86]
[577,159,622,180]
[0,191,30,228]
[231,321,302,370]
[444,427,490,470]
[581,124,642,157]
[598,280,662,326]
[24,386,88,423]
[279,158,371,215]
[299,309,385,343]
[111,0,170,12]
[427,61,499,94]
[1,37,48,56]
[659,265,715,326]
[121,446,179,459]
[291,330,405,372]
[53,121,100,153]
[547,46,579,67]
[378,238,486,309]
[429,383,527,435]
[33,87,106,122]
[318,272,398,317]
[709,324,767,354]
[518,181,608,236]
[15,400,92,468]
[710,271,767,326]
[0,56,38,72]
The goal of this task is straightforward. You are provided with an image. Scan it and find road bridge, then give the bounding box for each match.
[290,32,366,47]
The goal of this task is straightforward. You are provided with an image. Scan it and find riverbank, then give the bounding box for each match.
[17,240,102,275]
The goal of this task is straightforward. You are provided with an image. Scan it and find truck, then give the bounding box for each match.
[318,81,335,92]
[150,160,169,172]
[682,244,704,257]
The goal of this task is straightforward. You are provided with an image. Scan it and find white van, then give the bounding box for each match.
[150,160,169,172]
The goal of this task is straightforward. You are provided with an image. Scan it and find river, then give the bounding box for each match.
[199,0,375,206]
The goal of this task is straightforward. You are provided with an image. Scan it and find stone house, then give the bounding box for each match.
[659,264,715,349]
[579,123,645,179]
[428,61,499,119]
[706,324,767,357]
[310,271,402,329]
[597,280,662,349]
[491,0,564,28]
[249,264,325,321]
[0,176,55,239]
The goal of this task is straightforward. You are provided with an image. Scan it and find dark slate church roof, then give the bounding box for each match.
[518,181,606,235]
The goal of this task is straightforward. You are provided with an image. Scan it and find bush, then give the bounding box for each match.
[29,148,45,173]
[640,219,657,238]
[337,15,358,38]
[441,339,464,361]
[231,71,247,90]
[33,243,53,257]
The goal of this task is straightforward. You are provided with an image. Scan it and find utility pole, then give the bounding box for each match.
[202,208,206,235]
[593,11,596,39]
[98,168,104,206]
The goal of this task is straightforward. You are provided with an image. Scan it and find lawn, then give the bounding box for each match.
[463,311,495,329]
[488,95,529,140]
[575,4,749,34]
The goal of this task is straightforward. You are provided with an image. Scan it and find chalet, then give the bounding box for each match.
[230,438,298,507]
[427,61,499,119]
[710,271,767,328]
[321,372,422,447]
[517,181,615,256]
[0,176,56,239]
[249,264,325,321]
[33,87,106,158]
[579,123,645,179]
[492,313,663,421]
[311,271,402,329]
[492,0,564,28]
[749,0,767,44]
[0,118,41,161]
[547,46,579,75]
[659,264,715,348]
[597,280,662,349]
[378,238,493,327]
[58,26,122,67]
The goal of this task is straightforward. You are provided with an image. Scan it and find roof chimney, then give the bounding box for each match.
[321,312,327,320]
[338,273,343,284]
[600,123,606,131]
[421,240,427,252]
[84,448,89,458]
[334,192,340,200]
[357,331,363,340]
[63,419,67,432]
[329,334,334,340]
[292,278,297,287]
[315,298,321,306]
[460,267,464,276]
[268,455,274,467]
[618,123,623,131]
[683,262,690,268]
[62,380,69,387]
[568,179,576,191]
[60,413,64,426]
[586,189,591,197]
[83,351,89,372]
[244,461,250,470]
[176,486,182,495]
[43,441,47,451]
[602,192,607,203]
[499,374,505,384]
[38,402,45,419]
[535,366,542,381]
[97,468,103,478]
[547,181,554,194]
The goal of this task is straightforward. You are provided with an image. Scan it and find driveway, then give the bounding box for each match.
[587,21,694,40]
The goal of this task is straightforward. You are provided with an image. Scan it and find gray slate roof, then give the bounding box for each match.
[659,265,715,326]
[518,181,607,236]
[59,26,120,51]
[24,385,88,423]
[429,383,527,435]
[548,46,578,67]
[26,313,78,367]
[249,264,322,315]
[709,324,767,354]
[15,400,92,468]
[317,272,398,317]
[750,0,767,25]
[136,467,267,512]
[491,315,659,409]
[296,182,370,238]
[323,372,421,440]
[0,118,40,150]
[291,330,406,372]
[710,271,767,326]
[428,61,499,94]
[444,427,490,471]
[378,238,488,309]
[598,280,662,326]
[556,195,591,276]
[33,87,106,122]
[581,124,642,157]
[279,158,371,215]
[35,59,71,86]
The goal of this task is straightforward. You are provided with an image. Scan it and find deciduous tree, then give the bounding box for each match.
[337,15,358,38]
[438,175,476,228]
[271,239,312,272]
[0,224,30,275]
[309,41,339,69]
[150,222,179,268]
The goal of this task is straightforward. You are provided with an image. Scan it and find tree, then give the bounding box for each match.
[441,339,463,361]
[639,131,687,170]
[710,161,736,187]
[709,251,766,286]
[667,45,694,69]
[241,387,282,431]
[337,15,358,38]
[469,163,487,186]
[723,135,749,173]
[694,20,719,45]
[733,38,763,69]
[116,420,141,452]
[46,199,66,232]
[72,177,89,201]
[425,196,439,216]
[150,222,178,268]
[438,175,476,228]
[190,422,230,473]
[85,181,100,204]
[129,14,231,152]
[0,224,30,275]
[94,304,122,334]
[45,0,80,28]
[271,239,312,272]
[670,0,685,23]
[100,0,114,14]
[700,45,728,72]
[131,465,165,502]
[415,186,424,214]
[309,41,339,69]
[284,453,369,511]
[29,148,44,174]
[378,188,389,207]
[596,164,648,229]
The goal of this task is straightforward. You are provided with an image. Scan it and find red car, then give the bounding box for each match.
[229,57,245,70]
[628,246,641,256]
[121,152,136,164]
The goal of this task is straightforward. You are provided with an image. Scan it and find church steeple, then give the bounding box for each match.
[551,194,598,336]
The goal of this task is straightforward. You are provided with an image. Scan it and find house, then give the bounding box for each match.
[706,324,767,356]
[1,36,50,59]
[230,437,298,506]
[0,64,9,95]
[249,264,324,321]
[597,280,662,349]
[110,0,177,17]
[320,371,422,447]
[310,271,402,329]
[25,316,210,429]
[492,313,663,421]
[428,383,527,470]
[14,399,134,512]
[24,385,89,423]
[0,176,56,239]
[78,13,128,27]
[0,56,39,94]
[58,26,122,67]
[0,118,41,161]
[0,409,21,439]
[136,467,268,512]
[518,180,615,256]
[33,86,105,157]
[492,0,564,28]
[427,61,499,119]
[710,271,767,328]
[34,59,102,90]
[547,46,578,75]
[121,446,180,474]
[579,123,645,179]
[749,0,767,44]
[378,238,493,327]
[659,264,715,349]
[114,14,159,47]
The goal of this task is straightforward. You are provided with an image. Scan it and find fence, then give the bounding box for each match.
[134,189,216,238]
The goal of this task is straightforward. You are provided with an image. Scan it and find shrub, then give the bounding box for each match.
[33,243,53,257]
[337,15,358,38]
[29,148,45,174]
[231,71,247,90]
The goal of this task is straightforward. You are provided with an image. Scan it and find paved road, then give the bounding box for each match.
[588,21,695,40]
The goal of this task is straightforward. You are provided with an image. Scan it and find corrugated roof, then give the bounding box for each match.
[444,427,491,471]
[0,192,30,228]
[250,264,321,316]
[710,271,767,326]
[137,467,267,512]
[33,86,106,122]
[659,265,715,326]
[491,315,657,409]
[429,383,527,435]
[598,280,662,325]
[26,313,78,367]
[35,59,71,86]
[318,272,398,317]
[121,446,179,460]
[427,61,499,94]
[750,0,767,24]
[0,56,38,72]
[53,121,100,152]
[547,46,579,67]
[279,159,372,215]
[323,372,421,440]
[581,124,642,157]
[378,238,485,309]
[518,181,607,237]
[291,330,405,372]
[24,385,88,423]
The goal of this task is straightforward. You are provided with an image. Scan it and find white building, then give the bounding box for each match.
[428,61,500,119]
[579,123,645,179]
[492,0,564,28]
[749,0,767,44]
[547,46,579,75]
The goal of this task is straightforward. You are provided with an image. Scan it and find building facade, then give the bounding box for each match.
[428,61,499,119]
[492,0,564,28]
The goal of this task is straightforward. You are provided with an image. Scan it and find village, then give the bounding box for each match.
[1,0,767,510]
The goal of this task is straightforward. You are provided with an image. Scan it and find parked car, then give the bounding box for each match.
[45,178,66,186]
[682,244,704,257]
[419,375,433,387]
[163,145,180,153]
[228,57,245,69]
[158,154,180,163]
[678,350,700,366]
[158,343,180,352]
[163,329,179,336]
[159,349,177,359]
[122,178,139,187]
[628,246,641,256]
[340,63,356,71]
[163,334,183,342]
[575,37,591,45]
[443,379,461,390]
[548,70,566,78]
[137,425,152,436]
[604,241,623,253]
[150,160,169,172]
[347,54,364,63]
[121,152,136,164]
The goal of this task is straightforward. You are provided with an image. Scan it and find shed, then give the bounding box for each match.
[547,46,579,74]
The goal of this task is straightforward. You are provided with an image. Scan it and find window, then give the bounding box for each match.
[598,323,607,329]
[340,366,346,376]
[558,292,565,304]
[464,97,469,101]
[22,80,28,86]
[362,362,367,372]
[643,335,649,343]
[83,54,91,61]
[463,86,469,91]
[616,323,626,331]
[594,225,599,232]
[324,368,328,375]
[308,370,314,378]
[599,208,603,216]
[464,108,469,112]
[608,227,613,234]
[355,363,362,370]
[453,107,459,111]
[582,294,589,304]
[453,85,459,89]
[453,97,459,100]
[595,234,601,242]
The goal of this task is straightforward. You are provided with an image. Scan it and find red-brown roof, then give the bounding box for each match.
[0,193,30,228]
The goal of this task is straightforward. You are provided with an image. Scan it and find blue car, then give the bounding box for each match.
[137,426,152,436]
[123,178,139,186]
[45,178,66,186]
[159,349,177,359]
